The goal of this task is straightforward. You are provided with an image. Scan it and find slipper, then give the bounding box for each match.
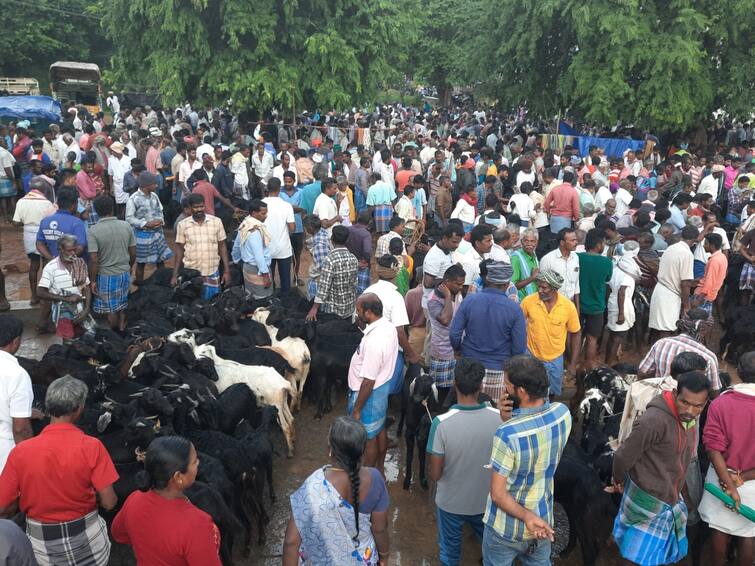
[0,300,10,312]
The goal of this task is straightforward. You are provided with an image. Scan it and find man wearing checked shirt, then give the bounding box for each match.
[483,355,572,566]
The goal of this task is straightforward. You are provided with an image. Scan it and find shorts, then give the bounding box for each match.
[581,312,605,338]
[290,232,304,258]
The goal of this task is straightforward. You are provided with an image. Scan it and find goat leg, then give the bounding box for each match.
[403,433,415,490]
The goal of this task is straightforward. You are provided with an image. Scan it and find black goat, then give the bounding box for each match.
[186,481,244,566]
[401,372,441,490]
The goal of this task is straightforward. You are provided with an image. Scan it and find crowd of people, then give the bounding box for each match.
[0,99,754,565]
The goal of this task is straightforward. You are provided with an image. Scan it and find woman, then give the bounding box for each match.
[112,436,222,565]
[0,375,118,566]
[283,417,390,566]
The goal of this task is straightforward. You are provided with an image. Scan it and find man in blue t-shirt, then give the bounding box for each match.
[36,187,87,259]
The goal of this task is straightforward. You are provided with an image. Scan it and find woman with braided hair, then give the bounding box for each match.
[283,416,390,565]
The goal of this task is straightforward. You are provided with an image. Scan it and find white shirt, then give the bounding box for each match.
[697,174,720,201]
[39,258,89,296]
[252,151,275,184]
[515,169,536,189]
[595,186,612,210]
[0,147,15,179]
[262,196,295,259]
[178,158,201,185]
[508,193,535,222]
[363,280,410,328]
[196,143,214,161]
[614,188,633,216]
[108,154,132,204]
[313,193,339,234]
[489,243,510,263]
[693,227,730,263]
[272,164,297,185]
[106,95,120,114]
[539,247,581,300]
[374,161,396,190]
[450,199,476,224]
[0,350,34,473]
[422,244,454,308]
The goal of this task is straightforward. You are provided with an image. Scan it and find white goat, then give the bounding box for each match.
[252,309,311,412]
[193,343,296,456]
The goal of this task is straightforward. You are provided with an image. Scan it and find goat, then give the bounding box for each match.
[402,373,440,490]
[192,344,296,456]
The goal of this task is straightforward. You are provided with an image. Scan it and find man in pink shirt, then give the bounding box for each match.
[189,169,237,216]
[347,293,399,475]
[691,233,727,315]
[544,170,580,234]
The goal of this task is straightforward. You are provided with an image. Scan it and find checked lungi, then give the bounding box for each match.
[430,357,456,388]
[348,382,390,439]
[613,478,688,566]
[93,272,130,314]
[356,267,370,297]
[134,228,173,264]
[26,510,111,566]
[740,263,755,291]
[373,204,393,233]
[482,368,506,402]
[202,270,221,300]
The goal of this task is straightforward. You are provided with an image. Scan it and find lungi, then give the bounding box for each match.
[307,279,318,301]
[612,478,688,566]
[202,270,221,300]
[648,282,682,332]
[348,382,390,439]
[356,267,370,296]
[373,204,393,233]
[23,224,40,255]
[93,272,130,313]
[0,178,15,198]
[430,357,456,388]
[740,263,755,291]
[698,467,755,537]
[482,369,506,401]
[243,263,273,299]
[355,190,367,213]
[26,510,111,566]
[134,228,173,264]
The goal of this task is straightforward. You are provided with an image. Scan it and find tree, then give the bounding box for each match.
[101,0,417,112]
[475,0,754,131]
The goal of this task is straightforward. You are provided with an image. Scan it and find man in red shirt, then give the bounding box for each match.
[0,376,118,566]
[544,170,580,234]
[189,169,237,216]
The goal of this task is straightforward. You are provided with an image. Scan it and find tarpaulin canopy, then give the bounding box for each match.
[544,121,647,158]
[0,96,62,121]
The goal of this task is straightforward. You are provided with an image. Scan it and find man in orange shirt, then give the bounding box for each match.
[691,233,727,316]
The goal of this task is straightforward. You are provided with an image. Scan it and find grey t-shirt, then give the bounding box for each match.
[87,217,136,275]
[0,519,36,565]
[427,403,501,515]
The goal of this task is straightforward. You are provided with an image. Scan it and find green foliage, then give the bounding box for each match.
[101,0,418,112]
[475,0,754,131]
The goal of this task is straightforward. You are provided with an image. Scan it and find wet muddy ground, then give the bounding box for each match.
[2,223,734,565]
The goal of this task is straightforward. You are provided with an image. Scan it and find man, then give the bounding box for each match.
[312,177,341,234]
[539,228,580,309]
[88,195,135,332]
[125,172,173,283]
[272,151,298,185]
[107,142,131,218]
[668,193,692,233]
[520,271,581,397]
[232,199,272,299]
[367,173,397,234]
[252,141,274,194]
[458,225,494,293]
[697,163,725,202]
[230,145,252,199]
[262,178,295,291]
[577,229,613,369]
[450,261,527,399]
[648,225,698,337]
[347,293,398,474]
[306,225,358,321]
[422,224,464,309]
[638,308,722,393]
[364,253,420,364]
[172,194,231,299]
[0,315,34,473]
[303,214,331,300]
[426,264,467,399]
[37,235,92,341]
[36,187,87,260]
[510,228,540,301]
[543,170,580,234]
[691,233,727,315]
[699,352,755,566]
[177,146,201,200]
[611,371,710,566]
[376,215,407,261]
[427,357,502,566]
[483,355,571,565]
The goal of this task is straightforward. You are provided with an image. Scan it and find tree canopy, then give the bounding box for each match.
[100,0,417,113]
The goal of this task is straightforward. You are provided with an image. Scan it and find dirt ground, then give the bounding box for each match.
[0,222,736,566]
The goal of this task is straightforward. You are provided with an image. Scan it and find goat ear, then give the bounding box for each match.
[409,377,417,396]
[431,383,439,403]
[97,412,112,433]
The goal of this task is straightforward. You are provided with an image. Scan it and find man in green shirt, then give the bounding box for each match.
[577,228,613,369]
[510,228,540,301]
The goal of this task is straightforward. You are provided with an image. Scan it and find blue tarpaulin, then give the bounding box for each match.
[0,96,62,121]
[555,120,647,158]
[557,120,579,136]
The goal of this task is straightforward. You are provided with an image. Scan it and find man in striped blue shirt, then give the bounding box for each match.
[483,355,572,565]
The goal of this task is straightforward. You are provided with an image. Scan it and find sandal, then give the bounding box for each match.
[0,299,9,312]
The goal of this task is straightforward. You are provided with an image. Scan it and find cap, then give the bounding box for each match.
[711,164,725,173]
[109,142,125,154]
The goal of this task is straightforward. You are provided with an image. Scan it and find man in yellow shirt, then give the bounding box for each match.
[520,270,581,397]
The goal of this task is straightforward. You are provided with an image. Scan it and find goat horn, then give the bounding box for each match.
[143,415,159,420]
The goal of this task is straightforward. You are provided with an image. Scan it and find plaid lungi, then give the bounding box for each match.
[93,272,130,313]
[134,228,173,264]
[356,266,370,296]
[430,357,456,388]
[482,368,506,401]
[0,178,15,198]
[26,510,111,566]
[348,382,390,439]
[202,270,221,300]
[373,204,393,233]
[613,477,688,566]
[740,263,755,290]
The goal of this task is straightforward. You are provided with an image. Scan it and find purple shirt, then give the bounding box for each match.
[346,224,372,261]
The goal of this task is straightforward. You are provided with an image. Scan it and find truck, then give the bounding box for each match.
[49,61,102,114]
[0,78,40,96]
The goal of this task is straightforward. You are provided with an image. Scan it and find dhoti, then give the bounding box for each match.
[648,282,681,332]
